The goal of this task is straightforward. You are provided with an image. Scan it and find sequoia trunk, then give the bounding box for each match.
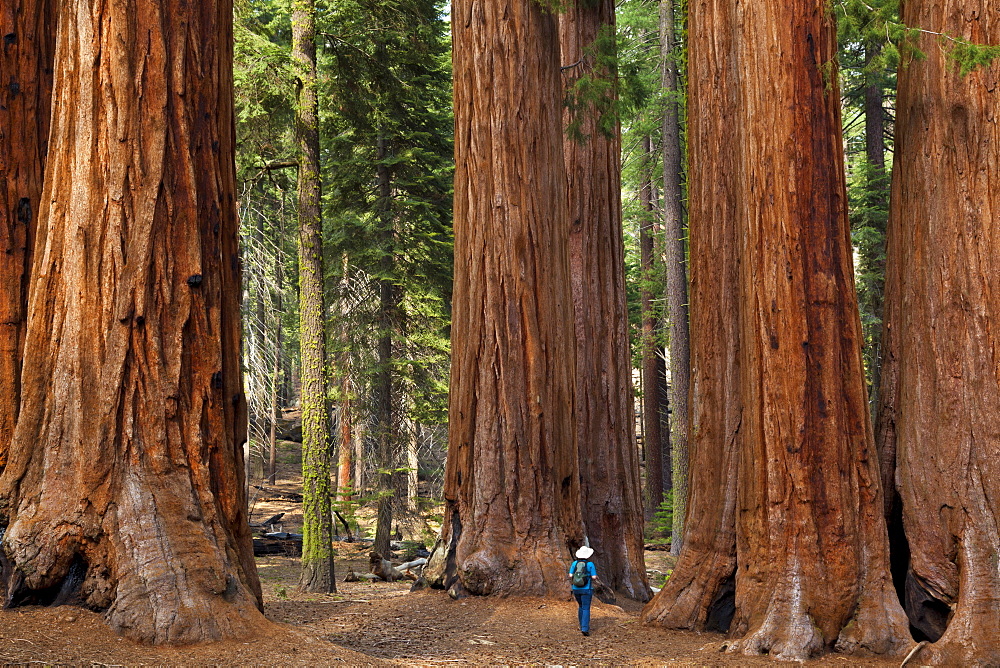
[645,1,910,659]
[642,0,741,632]
[427,0,583,597]
[0,0,54,469]
[729,1,908,658]
[293,0,336,593]
[0,0,265,643]
[878,3,1000,662]
[560,0,650,602]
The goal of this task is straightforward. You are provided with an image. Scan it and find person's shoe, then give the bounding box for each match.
[582,631,589,636]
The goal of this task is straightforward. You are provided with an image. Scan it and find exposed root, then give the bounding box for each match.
[899,641,928,667]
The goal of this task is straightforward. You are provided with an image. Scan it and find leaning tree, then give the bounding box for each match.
[645,0,910,660]
[0,0,265,643]
[425,0,584,597]
[875,2,1000,663]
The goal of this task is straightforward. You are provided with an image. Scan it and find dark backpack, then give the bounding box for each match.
[572,560,589,588]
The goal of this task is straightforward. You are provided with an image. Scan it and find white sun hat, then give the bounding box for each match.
[575,545,594,560]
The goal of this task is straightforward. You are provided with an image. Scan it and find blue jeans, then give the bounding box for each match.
[573,590,593,633]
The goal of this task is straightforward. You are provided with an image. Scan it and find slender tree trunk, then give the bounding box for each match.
[639,135,664,521]
[407,420,419,512]
[268,223,284,486]
[426,0,583,597]
[0,0,265,642]
[659,0,691,558]
[337,377,352,502]
[336,253,352,502]
[268,336,280,485]
[728,1,908,658]
[861,41,889,418]
[642,0,740,632]
[559,0,650,602]
[0,0,54,470]
[372,135,396,560]
[877,4,1000,662]
[353,418,366,496]
[293,0,335,594]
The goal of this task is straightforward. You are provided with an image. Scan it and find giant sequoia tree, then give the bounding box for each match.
[642,0,741,632]
[645,0,909,659]
[426,0,584,597]
[0,0,53,469]
[0,0,265,643]
[560,0,649,602]
[876,3,1000,663]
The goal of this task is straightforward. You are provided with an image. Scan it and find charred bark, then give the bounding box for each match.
[877,3,1000,663]
[0,0,265,643]
[430,0,583,597]
[560,0,650,602]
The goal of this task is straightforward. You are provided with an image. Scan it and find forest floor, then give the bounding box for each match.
[0,551,902,666]
[0,438,902,666]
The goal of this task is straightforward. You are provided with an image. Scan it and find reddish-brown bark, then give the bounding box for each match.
[646,1,909,659]
[0,0,54,469]
[560,0,649,602]
[427,0,583,597]
[729,2,908,659]
[876,4,1000,663]
[0,0,264,643]
[642,0,740,632]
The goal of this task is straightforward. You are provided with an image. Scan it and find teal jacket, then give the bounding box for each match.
[569,559,597,591]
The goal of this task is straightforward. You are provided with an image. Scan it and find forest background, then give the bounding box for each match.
[4,0,1000,662]
[232,0,896,554]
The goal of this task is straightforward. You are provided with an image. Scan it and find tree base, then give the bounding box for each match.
[299,559,336,594]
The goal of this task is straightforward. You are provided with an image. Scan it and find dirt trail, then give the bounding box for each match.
[1,551,899,666]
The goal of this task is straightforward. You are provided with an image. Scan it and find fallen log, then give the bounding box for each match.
[370,552,405,582]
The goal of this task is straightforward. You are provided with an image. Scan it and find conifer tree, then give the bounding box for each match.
[292,0,336,594]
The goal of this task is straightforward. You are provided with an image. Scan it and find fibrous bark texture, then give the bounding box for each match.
[642,0,741,632]
[292,0,336,594]
[429,0,583,597]
[645,0,910,660]
[0,0,264,644]
[560,0,650,603]
[0,0,54,469]
[730,1,908,659]
[878,4,1000,663]
[658,0,690,557]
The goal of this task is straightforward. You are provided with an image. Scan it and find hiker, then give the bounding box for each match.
[569,545,597,636]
